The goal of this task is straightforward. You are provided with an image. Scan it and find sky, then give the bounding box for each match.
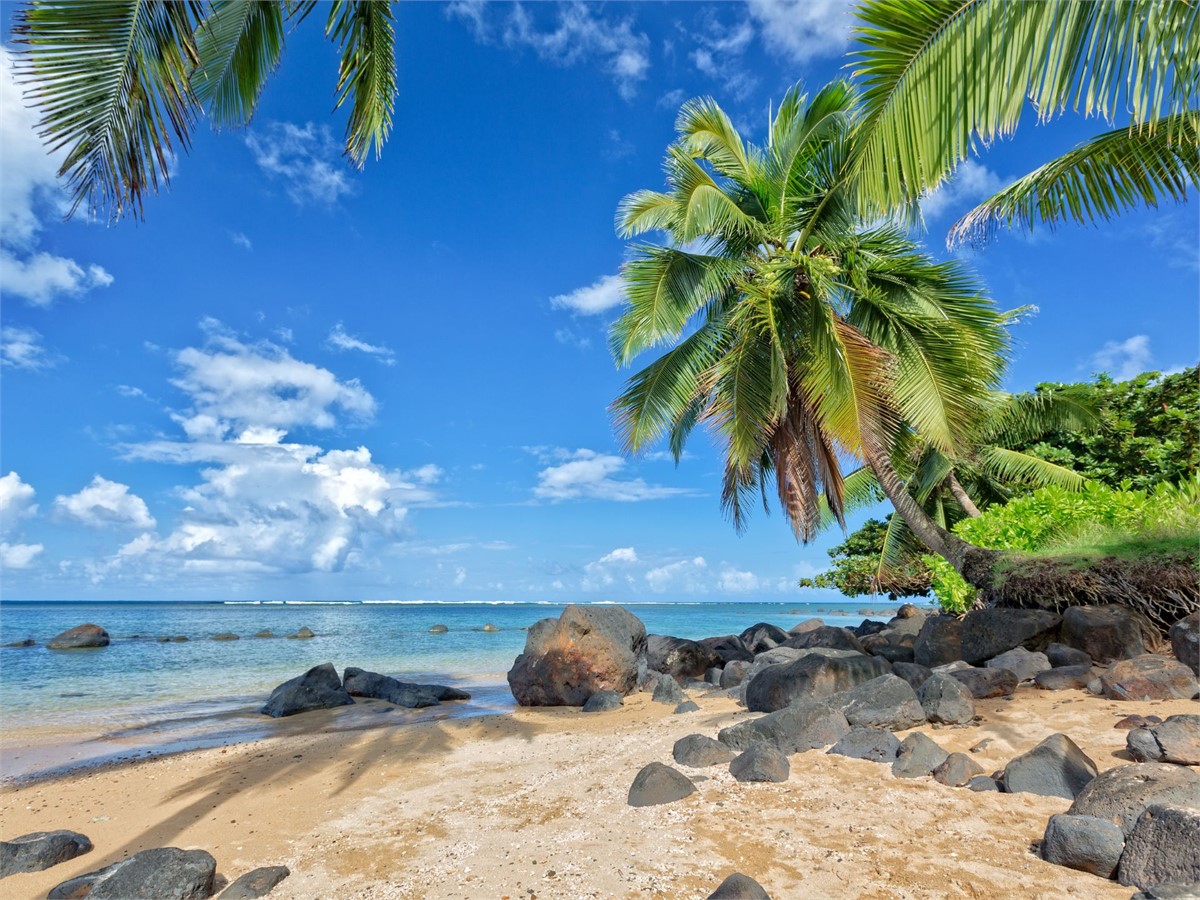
[1,1,1196,603]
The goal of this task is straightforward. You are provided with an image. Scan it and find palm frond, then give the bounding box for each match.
[985,390,1102,446]
[326,0,396,166]
[677,95,755,186]
[192,0,286,129]
[979,445,1089,490]
[617,190,679,238]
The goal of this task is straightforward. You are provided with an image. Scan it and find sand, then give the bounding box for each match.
[1,685,1196,899]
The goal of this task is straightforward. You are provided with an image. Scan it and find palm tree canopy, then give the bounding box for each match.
[611,82,1010,543]
[12,0,397,222]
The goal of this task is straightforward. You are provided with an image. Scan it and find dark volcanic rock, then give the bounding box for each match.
[913,616,963,668]
[827,727,901,763]
[342,667,467,709]
[50,847,216,900]
[646,634,721,679]
[253,630,274,638]
[1102,654,1199,701]
[674,700,700,714]
[219,865,291,899]
[582,690,624,713]
[1170,612,1199,671]
[869,643,916,664]
[948,666,1017,699]
[855,619,889,638]
[47,624,109,650]
[892,732,948,778]
[428,624,449,634]
[1061,605,1145,664]
[780,626,865,655]
[933,752,985,787]
[1035,665,1093,691]
[261,663,354,718]
[1068,763,1200,835]
[1119,805,1200,890]
[960,608,1060,665]
[730,745,789,783]
[891,661,932,691]
[287,626,314,640]
[212,632,239,641]
[918,673,976,725]
[1117,715,1164,731]
[1040,813,1124,878]
[744,652,891,713]
[1047,642,1092,669]
[789,617,825,635]
[720,660,751,689]
[966,775,1000,792]
[738,623,790,654]
[507,605,647,707]
[627,762,696,807]
[1127,715,1200,766]
[1130,887,1200,900]
[0,830,92,878]
[718,698,850,754]
[708,872,771,899]
[705,667,724,686]
[674,733,735,767]
[828,674,926,731]
[1004,733,1097,799]
[652,674,685,705]
[700,635,754,665]
[3,638,35,648]
[986,647,1051,682]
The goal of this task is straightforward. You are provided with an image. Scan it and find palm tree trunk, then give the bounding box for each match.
[947,472,983,517]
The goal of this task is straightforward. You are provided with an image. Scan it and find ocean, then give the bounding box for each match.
[0,599,914,781]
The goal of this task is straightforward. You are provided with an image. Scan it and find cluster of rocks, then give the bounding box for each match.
[16,623,324,651]
[260,662,471,717]
[0,830,290,899]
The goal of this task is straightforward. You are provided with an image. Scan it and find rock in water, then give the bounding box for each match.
[342,668,440,709]
[1040,814,1124,878]
[892,733,948,778]
[708,872,771,899]
[1118,805,1200,890]
[47,624,109,650]
[673,734,735,768]
[1061,605,1145,664]
[261,663,354,718]
[482,623,500,632]
[1127,715,1200,766]
[507,605,646,707]
[1068,763,1200,835]
[287,626,314,640]
[960,608,1060,665]
[744,652,892,713]
[918,673,976,725]
[1102,654,1199,701]
[1170,612,1199,671]
[986,647,1052,682]
[627,762,696,807]
[1004,733,1097,799]
[646,634,720,679]
[49,847,216,900]
[582,690,623,713]
[219,865,291,898]
[253,630,274,638]
[0,830,92,878]
[212,632,239,641]
[428,624,449,634]
[729,745,789,783]
[827,727,901,763]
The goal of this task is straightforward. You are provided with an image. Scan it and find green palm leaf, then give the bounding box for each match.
[326,0,396,166]
[979,446,1089,490]
[192,0,286,129]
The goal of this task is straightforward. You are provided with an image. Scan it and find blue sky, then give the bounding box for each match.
[1,1,1196,602]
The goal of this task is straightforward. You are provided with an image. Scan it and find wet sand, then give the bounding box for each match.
[0,685,1196,899]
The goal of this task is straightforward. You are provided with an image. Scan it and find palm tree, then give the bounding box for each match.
[850,0,1199,244]
[610,81,1009,586]
[11,0,397,221]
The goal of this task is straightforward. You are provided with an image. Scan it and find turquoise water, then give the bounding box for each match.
[0,599,908,779]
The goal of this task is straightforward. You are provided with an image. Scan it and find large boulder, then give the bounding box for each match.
[1170,612,1199,671]
[948,666,1017,699]
[646,634,721,679]
[913,616,963,668]
[744,652,891,713]
[718,698,851,754]
[219,865,291,899]
[720,660,752,689]
[960,608,1060,665]
[1118,805,1200,890]
[708,872,771,899]
[742,647,808,686]
[1101,655,1199,701]
[261,663,354,718]
[986,647,1052,683]
[739,623,790,654]
[1061,605,1146,664]
[1127,715,1200,766]
[789,617,826,635]
[892,732,948,778]
[1003,733,1097,800]
[47,624,109,650]
[891,661,933,691]
[730,745,790,783]
[700,635,754,664]
[507,605,647,706]
[826,674,926,731]
[342,667,469,708]
[780,626,865,655]
[918,673,976,725]
[49,848,216,900]
[1,830,92,878]
[627,762,696,807]
[827,727,901,763]
[673,734,735,768]
[1040,814,1125,878]
[1068,763,1200,835]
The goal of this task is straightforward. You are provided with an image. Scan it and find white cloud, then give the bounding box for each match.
[581,546,640,591]
[0,541,43,569]
[531,448,690,502]
[230,231,253,250]
[550,274,625,315]
[54,476,156,529]
[327,323,396,364]
[717,567,760,592]
[920,160,1006,221]
[0,251,113,307]
[1093,335,1154,381]
[746,0,853,63]
[245,122,355,206]
[1,325,58,370]
[600,547,638,564]
[688,18,758,100]
[453,565,467,587]
[657,88,687,109]
[554,327,591,349]
[0,471,38,533]
[645,556,707,594]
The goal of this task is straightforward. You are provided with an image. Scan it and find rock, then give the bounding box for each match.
[932,660,973,673]
[708,872,771,899]
[674,700,700,714]
[342,668,441,708]
[730,745,789,783]
[933,752,985,787]
[869,643,915,664]
[948,666,1017,699]
[739,622,790,654]
[1087,677,1104,695]
[428,624,448,634]
[170,635,189,643]
[1102,655,1199,701]
[1127,715,1200,765]
[1040,813,1125,878]
[627,762,696,807]
[827,674,926,731]
[960,608,1060,665]
[918,673,976,725]
[891,661,933,691]
[1047,642,1093,668]
[705,667,724,685]
[780,626,865,654]
[287,626,314,640]
[0,830,92,878]
[827,727,901,762]
[855,619,889,638]
[219,866,291,899]
[1170,612,1199,671]
[718,698,851,754]
[986,647,1052,682]
[261,663,354,717]
[507,605,647,706]
[1035,665,1093,691]
[49,847,216,900]
[788,617,825,635]
[1131,884,1200,900]
[1061,605,1146,664]
[1119,806,1200,890]
[966,775,1000,792]
[1117,715,1165,731]
[1068,764,1200,835]
[253,630,274,638]
[913,615,963,668]
[720,660,751,689]
[3,638,35,648]
[212,632,239,641]
[896,603,924,619]
[1004,733,1097,799]
[482,623,500,632]
[674,733,735,767]
[652,674,685,705]
[646,634,721,679]
[742,647,808,686]
[699,635,754,664]
[47,624,109,650]
[892,732,949,778]
[744,652,891,713]
[582,690,624,713]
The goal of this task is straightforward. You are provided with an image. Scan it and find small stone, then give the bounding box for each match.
[1035,665,1094,691]
[1170,612,1199,671]
[948,666,1017,699]
[49,847,216,900]
[219,865,291,899]
[730,745,790,783]
[932,752,985,787]
[627,762,697,807]
[482,623,500,632]
[966,775,999,792]
[892,732,948,778]
[1127,715,1200,766]
[253,630,274,638]
[708,872,771,899]
[674,700,700,714]
[212,632,240,641]
[0,830,93,878]
[827,727,901,763]
[287,626,315,640]
[673,734,735,768]
[985,647,1051,682]
[1046,643,1092,669]
[652,674,685,705]
[581,690,624,713]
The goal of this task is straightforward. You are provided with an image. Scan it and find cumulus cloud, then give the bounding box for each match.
[54,476,156,529]
[717,567,760,592]
[645,556,707,594]
[327,323,396,364]
[1,325,58,370]
[581,546,639,591]
[245,122,356,207]
[0,471,42,569]
[1093,335,1154,381]
[550,274,625,315]
[920,160,1006,221]
[0,251,114,307]
[0,541,43,568]
[746,0,853,63]
[530,448,691,502]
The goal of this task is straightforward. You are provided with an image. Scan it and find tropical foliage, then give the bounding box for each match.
[798,516,933,599]
[12,0,397,221]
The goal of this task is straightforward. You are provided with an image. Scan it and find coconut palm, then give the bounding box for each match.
[850,0,1200,244]
[610,81,1009,583]
[11,0,397,221]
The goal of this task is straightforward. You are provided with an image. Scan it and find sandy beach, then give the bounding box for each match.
[2,682,1195,899]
